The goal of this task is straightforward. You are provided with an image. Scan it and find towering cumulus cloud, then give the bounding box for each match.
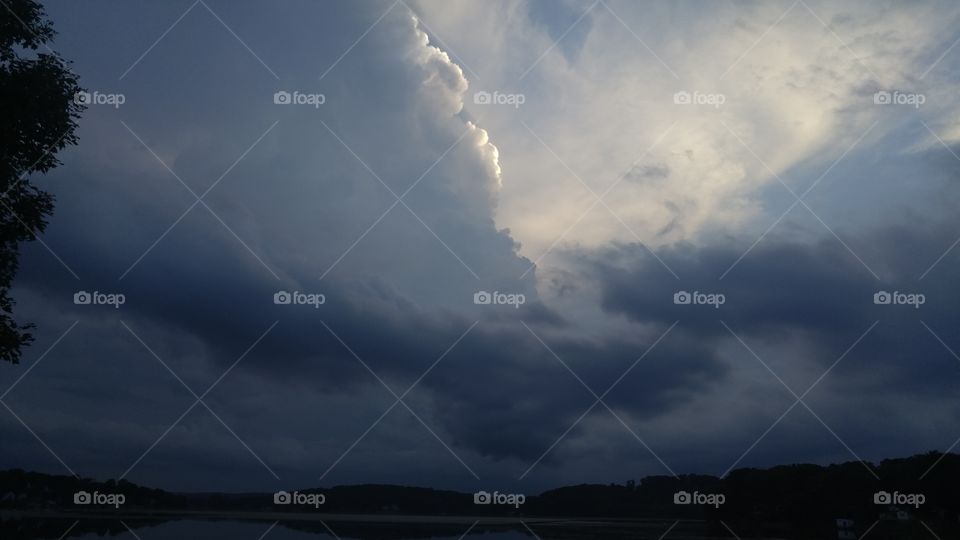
[5,0,960,496]
[1,1,559,490]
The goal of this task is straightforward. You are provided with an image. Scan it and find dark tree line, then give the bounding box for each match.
[0,0,83,364]
[3,452,959,539]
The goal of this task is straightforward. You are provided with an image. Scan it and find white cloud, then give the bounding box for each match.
[415,0,960,264]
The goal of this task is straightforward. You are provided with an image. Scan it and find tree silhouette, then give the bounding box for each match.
[0,0,82,363]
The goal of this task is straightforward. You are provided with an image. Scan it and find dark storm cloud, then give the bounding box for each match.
[1,0,729,491]
[574,190,960,399]
[5,0,960,495]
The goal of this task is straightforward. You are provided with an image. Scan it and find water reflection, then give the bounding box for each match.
[3,518,538,540]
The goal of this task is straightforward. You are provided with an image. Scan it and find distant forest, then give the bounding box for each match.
[2,451,959,538]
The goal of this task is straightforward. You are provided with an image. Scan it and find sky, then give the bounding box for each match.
[2,0,960,494]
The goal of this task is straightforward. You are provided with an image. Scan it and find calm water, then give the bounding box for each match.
[0,517,702,540]
[73,520,531,539]
[5,518,540,540]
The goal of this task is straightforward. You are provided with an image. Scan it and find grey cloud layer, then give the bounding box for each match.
[2,0,960,492]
